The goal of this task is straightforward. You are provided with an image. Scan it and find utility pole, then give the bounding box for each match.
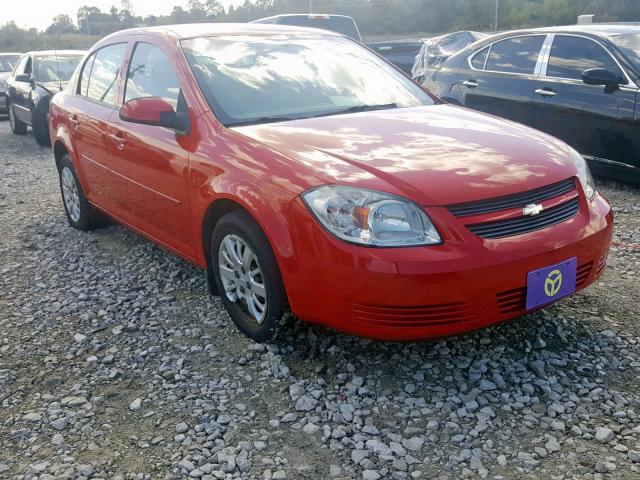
[494,0,499,32]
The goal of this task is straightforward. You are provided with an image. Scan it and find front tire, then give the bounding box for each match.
[211,210,291,342]
[32,108,51,147]
[58,155,108,231]
[8,102,27,135]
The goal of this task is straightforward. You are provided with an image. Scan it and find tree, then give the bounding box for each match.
[46,14,77,35]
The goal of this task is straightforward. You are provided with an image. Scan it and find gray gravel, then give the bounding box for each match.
[1,120,640,480]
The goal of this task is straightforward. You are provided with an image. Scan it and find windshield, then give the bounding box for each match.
[0,55,20,72]
[34,55,83,82]
[181,35,433,127]
[278,16,361,42]
[611,34,640,73]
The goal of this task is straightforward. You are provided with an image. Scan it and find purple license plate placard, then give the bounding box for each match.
[525,257,577,310]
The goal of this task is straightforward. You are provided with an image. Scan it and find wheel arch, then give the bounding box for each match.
[53,140,69,171]
[199,191,296,296]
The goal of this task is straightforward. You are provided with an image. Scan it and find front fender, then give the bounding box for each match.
[194,173,297,267]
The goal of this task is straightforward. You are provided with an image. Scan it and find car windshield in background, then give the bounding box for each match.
[0,55,20,72]
[611,34,640,72]
[277,16,360,41]
[181,35,434,127]
[35,55,83,82]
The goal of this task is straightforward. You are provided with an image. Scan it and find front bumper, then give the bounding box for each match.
[280,194,613,340]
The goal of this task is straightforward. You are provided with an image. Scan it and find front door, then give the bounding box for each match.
[530,34,639,175]
[107,40,195,258]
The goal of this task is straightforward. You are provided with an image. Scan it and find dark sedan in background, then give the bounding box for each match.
[0,53,22,114]
[424,25,640,183]
[6,50,84,146]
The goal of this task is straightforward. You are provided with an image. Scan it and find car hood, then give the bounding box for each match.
[232,105,576,206]
[0,72,9,81]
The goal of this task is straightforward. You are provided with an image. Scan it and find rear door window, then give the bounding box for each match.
[84,43,127,107]
[546,35,625,82]
[485,36,545,74]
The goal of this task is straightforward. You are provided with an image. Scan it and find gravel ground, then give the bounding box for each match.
[1,119,639,480]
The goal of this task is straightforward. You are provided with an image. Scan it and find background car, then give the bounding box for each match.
[423,25,640,184]
[0,53,21,115]
[251,14,362,42]
[6,50,85,146]
[366,40,424,74]
[50,23,612,343]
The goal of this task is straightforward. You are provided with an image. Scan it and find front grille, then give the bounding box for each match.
[350,301,477,328]
[448,178,575,217]
[467,198,579,239]
[496,261,593,314]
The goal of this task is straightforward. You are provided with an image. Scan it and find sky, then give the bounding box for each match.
[3,0,249,31]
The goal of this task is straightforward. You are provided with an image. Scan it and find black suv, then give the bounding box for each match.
[424,25,640,183]
[6,50,84,146]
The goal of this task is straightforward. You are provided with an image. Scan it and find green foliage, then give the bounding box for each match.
[1,0,638,52]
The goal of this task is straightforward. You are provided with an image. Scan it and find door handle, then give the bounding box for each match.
[69,115,80,131]
[462,80,479,88]
[535,88,557,97]
[108,132,126,150]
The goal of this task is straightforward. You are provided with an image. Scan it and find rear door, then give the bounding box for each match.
[530,34,638,171]
[66,43,129,212]
[458,34,547,126]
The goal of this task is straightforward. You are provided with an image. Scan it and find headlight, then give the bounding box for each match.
[569,148,596,200]
[0,81,5,92]
[301,185,441,247]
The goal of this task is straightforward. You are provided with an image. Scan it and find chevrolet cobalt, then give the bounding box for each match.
[49,24,613,342]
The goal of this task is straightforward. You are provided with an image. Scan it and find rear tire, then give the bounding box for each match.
[8,102,27,135]
[32,108,51,147]
[58,155,108,231]
[211,210,292,342]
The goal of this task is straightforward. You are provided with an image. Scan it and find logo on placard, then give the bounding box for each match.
[544,269,563,297]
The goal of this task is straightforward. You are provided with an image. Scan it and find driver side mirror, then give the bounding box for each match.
[15,73,32,83]
[120,97,190,134]
[582,68,625,94]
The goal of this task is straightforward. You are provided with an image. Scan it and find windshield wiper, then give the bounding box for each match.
[314,103,398,118]
[227,116,298,127]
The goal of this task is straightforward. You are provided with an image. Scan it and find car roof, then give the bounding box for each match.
[251,14,355,21]
[101,23,341,42]
[532,23,640,36]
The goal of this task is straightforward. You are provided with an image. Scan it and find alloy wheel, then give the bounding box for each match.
[61,167,81,223]
[218,234,267,324]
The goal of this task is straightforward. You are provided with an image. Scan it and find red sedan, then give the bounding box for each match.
[49,24,613,342]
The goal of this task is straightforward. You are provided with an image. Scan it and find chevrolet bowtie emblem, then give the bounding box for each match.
[523,203,544,216]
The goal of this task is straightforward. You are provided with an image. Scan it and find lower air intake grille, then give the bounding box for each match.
[350,302,477,327]
[468,198,579,239]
